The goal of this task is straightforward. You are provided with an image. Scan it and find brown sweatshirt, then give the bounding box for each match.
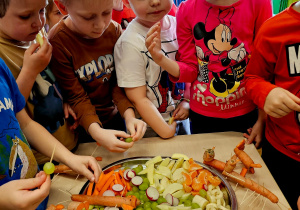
[48,19,134,131]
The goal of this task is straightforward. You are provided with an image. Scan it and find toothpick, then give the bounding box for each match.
[51,173,60,183]
[233,182,238,191]
[278,201,291,209]
[262,197,267,210]
[276,203,283,210]
[50,143,57,163]
[115,185,127,208]
[57,199,71,204]
[90,144,99,157]
[58,188,72,196]
[240,190,255,205]
[248,193,260,207]
[241,189,248,203]
[68,174,80,192]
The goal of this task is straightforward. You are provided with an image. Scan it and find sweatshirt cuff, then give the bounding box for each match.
[80,114,102,132]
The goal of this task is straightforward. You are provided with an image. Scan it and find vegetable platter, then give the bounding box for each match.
[78,155,238,210]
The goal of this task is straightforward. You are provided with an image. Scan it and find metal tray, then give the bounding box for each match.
[80,156,238,210]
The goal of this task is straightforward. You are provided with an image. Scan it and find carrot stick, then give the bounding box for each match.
[96,171,114,191]
[222,170,278,203]
[240,167,248,177]
[93,187,99,196]
[67,201,90,210]
[121,204,134,210]
[115,171,123,186]
[71,195,140,208]
[55,204,64,210]
[99,175,115,196]
[104,164,122,173]
[86,182,94,196]
[95,156,102,161]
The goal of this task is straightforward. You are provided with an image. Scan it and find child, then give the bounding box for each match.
[145,0,272,144]
[45,0,65,32]
[0,58,100,210]
[112,0,177,30]
[49,0,147,152]
[114,0,191,138]
[244,2,300,209]
[0,0,77,164]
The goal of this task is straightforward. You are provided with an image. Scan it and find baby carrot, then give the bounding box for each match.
[99,175,115,196]
[55,204,64,210]
[86,182,94,196]
[115,171,124,186]
[240,167,248,177]
[96,171,114,191]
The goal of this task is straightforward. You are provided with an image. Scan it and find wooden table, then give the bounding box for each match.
[48,132,291,209]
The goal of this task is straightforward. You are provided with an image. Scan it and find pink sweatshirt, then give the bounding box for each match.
[173,0,272,118]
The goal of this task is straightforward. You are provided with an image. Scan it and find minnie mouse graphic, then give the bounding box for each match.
[193,7,249,98]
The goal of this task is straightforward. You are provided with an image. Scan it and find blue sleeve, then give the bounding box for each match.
[0,58,25,114]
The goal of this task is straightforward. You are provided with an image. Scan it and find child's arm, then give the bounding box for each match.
[0,171,50,210]
[125,86,177,139]
[145,22,180,78]
[16,109,101,182]
[17,38,52,100]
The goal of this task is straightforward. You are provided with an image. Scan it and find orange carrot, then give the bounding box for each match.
[240,167,248,177]
[203,159,226,171]
[121,204,134,210]
[222,170,278,203]
[95,156,102,161]
[96,171,114,191]
[86,182,94,196]
[99,175,115,196]
[115,171,123,186]
[234,147,262,174]
[104,164,122,173]
[55,204,64,210]
[54,164,77,175]
[92,187,99,196]
[67,201,90,210]
[71,195,140,208]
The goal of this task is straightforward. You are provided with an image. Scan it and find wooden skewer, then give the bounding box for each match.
[262,197,267,210]
[233,182,238,191]
[278,200,291,209]
[57,199,71,204]
[58,188,72,196]
[50,143,57,163]
[248,193,260,207]
[90,144,99,157]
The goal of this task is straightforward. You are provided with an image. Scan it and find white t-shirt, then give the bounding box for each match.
[115,16,180,121]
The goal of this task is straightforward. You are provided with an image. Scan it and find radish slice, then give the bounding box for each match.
[102,190,115,196]
[146,186,159,201]
[112,184,124,192]
[172,197,179,206]
[131,176,143,186]
[165,193,173,205]
[123,169,132,181]
[126,170,136,179]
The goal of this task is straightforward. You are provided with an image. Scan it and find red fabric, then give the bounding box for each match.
[245,4,300,161]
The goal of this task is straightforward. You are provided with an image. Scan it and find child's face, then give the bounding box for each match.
[0,0,47,41]
[128,0,173,28]
[64,0,113,39]
[46,4,64,30]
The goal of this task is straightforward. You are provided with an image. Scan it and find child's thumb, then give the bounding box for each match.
[19,171,47,190]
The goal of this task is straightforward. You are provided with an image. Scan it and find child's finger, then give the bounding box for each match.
[132,122,147,141]
[145,32,158,48]
[18,171,47,190]
[27,43,41,54]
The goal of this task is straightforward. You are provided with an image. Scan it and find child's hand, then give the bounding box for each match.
[113,0,123,11]
[64,155,101,183]
[125,117,147,142]
[0,171,50,210]
[90,124,134,152]
[264,87,300,118]
[145,22,164,64]
[63,103,79,131]
[23,38,52,77]
[173,100,190,121]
